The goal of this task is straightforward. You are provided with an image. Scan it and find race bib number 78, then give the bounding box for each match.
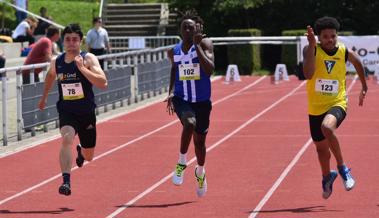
[62,83,85,100]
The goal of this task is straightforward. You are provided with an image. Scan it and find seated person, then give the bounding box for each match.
[12,16,38,45]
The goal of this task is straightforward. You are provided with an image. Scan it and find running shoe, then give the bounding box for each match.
[76,144,84,168]
[58,183,71,196]
[172,163,186,185]
[322,170,338,199]
[195,167,207,197]
[338,165,355,191]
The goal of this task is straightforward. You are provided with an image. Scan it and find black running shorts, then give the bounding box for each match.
[59,111,97,148]
[172,96,212,135]
[309,106,346,142]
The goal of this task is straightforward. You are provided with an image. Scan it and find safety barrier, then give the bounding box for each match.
[0,45,173,145]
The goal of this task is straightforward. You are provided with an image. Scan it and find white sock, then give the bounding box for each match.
[178,153,187,165]
[196,165,205,177]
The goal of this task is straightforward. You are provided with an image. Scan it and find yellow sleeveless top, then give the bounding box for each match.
[306,43,347,115]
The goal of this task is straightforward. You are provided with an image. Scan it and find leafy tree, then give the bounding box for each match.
[166,0,379,36]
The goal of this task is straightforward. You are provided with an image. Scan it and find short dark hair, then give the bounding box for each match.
[46,26,59,38]
[93,17,102,24]
[314,16,340,35]
[62,23,83,39]
[40,7,47,13]
[179,9,200,25]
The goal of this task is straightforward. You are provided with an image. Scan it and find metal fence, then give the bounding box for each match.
[137,59,171,100]
[0,45,173,146]
[109,36,180,53]
[209,36,302,63]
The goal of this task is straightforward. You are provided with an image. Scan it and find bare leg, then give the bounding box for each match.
[314,139,332,177]
[321,114,344,166]
[179,113,195,154]
[193,132,206,166]
[81,148,95,161]
[172,113,195,185]
[60,126,75,174]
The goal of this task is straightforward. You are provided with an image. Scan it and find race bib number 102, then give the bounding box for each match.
[179,63,200,80]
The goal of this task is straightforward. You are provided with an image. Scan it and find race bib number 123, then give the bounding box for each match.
[315,79,339,94]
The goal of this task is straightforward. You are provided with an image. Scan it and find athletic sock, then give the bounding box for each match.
[178,153,187,165]
[196,165,205,177]
[62,173,70,184]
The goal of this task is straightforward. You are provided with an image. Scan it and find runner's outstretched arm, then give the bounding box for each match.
[165,48,176,115]
[39,58,57,110]
[348,50,367,106]
[167,49,176,95]
[303,26,317,80]
[193,24,214,76]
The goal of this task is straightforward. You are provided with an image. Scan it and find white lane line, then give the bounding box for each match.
[248,138,313,218]
[106,80,306,218]
[248,75,358,218]
[0,76,267,206]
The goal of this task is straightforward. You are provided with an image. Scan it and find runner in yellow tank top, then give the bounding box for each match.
[307,43,348,115]
[303,17,367,199]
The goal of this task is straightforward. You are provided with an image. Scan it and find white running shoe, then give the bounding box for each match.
[338,165,355,191]
[195,167,207,197]
[172,163,186,185]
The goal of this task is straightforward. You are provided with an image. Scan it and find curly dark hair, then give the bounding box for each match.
[314,16,340,35]
[62,23,83,39]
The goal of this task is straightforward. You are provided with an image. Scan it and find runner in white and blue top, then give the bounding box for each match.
[166,13,214,197]
[172,41,211,102]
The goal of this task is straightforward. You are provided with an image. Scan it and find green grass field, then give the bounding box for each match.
[29,0,99,34]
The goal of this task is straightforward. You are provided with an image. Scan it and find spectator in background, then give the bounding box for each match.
[14,0,28,24]
[34,7,53,41]
[86,17,110,68]
[22,26,60,84]
[0,48,5,69]
[12,16,38,45]
[52,40,62,56]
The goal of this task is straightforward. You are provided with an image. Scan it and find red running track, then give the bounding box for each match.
[0,75,377,218]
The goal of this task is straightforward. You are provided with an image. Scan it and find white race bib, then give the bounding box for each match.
[62,83,84,100]
[315,79,339,94]
[179,63,200,81]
